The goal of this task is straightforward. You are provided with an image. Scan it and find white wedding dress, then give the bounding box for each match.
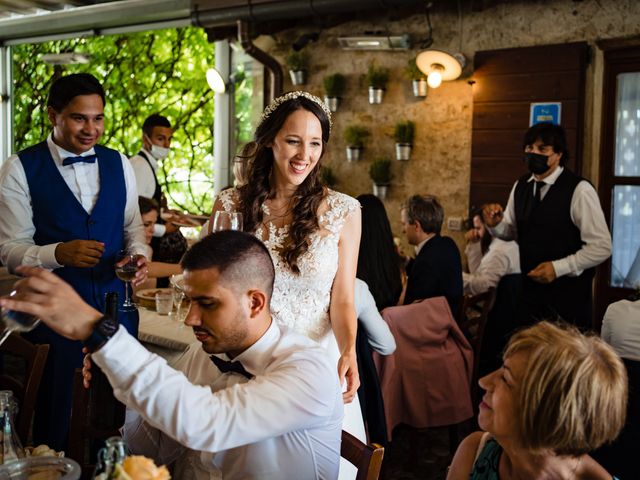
[218,188,366,479]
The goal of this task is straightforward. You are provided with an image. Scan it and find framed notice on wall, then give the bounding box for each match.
[529,102,562,126]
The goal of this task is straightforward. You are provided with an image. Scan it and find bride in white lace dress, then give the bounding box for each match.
[209,91,365,478]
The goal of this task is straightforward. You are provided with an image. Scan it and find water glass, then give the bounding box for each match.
[155,291,173,315]
[212,212,243,232]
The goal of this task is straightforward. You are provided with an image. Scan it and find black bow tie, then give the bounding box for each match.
[62,154,97,166]
[210,355,253,379]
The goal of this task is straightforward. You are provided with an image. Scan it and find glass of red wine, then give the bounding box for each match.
[115,250,139,310]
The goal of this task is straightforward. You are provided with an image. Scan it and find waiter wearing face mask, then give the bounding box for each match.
[129,114,187,271]
[482,122,611,330]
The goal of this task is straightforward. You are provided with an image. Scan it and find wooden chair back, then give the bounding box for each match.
[458,288,496,408]
[68,369,125,478]
[0,333,49,444]
[341,430,384,480]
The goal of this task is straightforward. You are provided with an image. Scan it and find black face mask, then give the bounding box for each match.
[524,152,550,175]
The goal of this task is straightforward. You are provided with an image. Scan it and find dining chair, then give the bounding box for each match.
[458,288,496,411]
[340,430,384,480]
[0,333,49,445]
[68,368,125,478]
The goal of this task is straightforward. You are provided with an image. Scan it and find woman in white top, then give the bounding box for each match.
[208,91,364,478]
[464,211,520,296]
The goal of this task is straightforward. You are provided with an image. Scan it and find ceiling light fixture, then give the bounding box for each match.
[416,49,466,89]
[338,34,411,51]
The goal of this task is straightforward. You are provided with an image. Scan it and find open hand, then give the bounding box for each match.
[482,203,504,228]
[55,240,104,268]
[337,350,360,404]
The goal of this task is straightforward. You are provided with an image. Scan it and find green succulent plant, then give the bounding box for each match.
[319,165,338,188]
[369,158,392,185]
[323,73,346,97]
[344,125,370,147]
[406,57,426,80]
[366,63,390,89]
[394,121,416,144]
[286,50,309,71]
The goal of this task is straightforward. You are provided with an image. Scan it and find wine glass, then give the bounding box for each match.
[115,250,139,310]
[212,212,243,232]
[0,291,40,347]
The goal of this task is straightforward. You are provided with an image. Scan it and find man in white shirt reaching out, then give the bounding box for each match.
[2,231,343,480]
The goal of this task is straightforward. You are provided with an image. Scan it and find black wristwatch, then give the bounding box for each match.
[83,314,119,353]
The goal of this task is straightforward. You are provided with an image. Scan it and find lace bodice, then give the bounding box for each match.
[217,188,359,342]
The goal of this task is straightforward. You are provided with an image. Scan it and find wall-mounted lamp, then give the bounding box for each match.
[206,68,227,93]
[415,49,466,89]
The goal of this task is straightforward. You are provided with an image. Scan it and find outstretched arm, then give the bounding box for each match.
[330,207,362,404]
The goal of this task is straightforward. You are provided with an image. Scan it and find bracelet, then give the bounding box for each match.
[82,314,119,353]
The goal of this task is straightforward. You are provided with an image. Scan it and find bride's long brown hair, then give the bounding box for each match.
[237,96,331,273]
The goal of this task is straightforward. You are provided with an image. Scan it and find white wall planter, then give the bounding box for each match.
[368,87,384,104]
[346,146,363,162]
[395,143,412,161]
[412,79,428,97]
[289,70,306,85]
[372,183,389,200]
[324,96,340,112]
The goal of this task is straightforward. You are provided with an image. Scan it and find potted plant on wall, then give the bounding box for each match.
[366,63,390,104]
[323,73,346,112]
[406,57,428,98]
[286,50,309,86]
[344,125,370,162]
[394,120,415,161]
[319,165,338,189]
[369,158,392,200]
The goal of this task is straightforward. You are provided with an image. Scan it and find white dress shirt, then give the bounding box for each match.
[129,148,158,200]
[601,299,640,361]
[463,238,520,295]
[97,321,343,480]
[0,135,146,272]
[354,278,396,355]
[489,166,611,278]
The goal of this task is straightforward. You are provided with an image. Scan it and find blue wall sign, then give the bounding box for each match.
[529,102,562,126]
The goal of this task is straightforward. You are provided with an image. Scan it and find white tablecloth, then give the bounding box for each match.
[138,308,196,361]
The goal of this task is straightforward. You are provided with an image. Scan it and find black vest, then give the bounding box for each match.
[137,150,162,205]
[513,168,595,328]
[514,168,583,273]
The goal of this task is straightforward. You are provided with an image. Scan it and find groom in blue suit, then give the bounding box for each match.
[401,194,463,318]
[0,73,148,450]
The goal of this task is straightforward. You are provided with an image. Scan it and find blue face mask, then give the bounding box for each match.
[524,152,550,175]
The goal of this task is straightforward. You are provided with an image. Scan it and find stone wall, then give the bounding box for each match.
[258,0,640,251]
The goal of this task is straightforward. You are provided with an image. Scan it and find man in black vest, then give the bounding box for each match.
[129,114,187,273]
[483,123,611,329]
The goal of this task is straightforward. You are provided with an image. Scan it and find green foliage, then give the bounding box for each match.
[394,121,416,144]
[285,50,309,71]
[344,125,369,147]
[369,158,392,185]
[406,57,426,80]
[319,165,337,188]
[323,73,346,97]
[12,27,253,215]
[366,63,390,89]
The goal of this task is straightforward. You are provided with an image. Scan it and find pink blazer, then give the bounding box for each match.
[374,296,474,439]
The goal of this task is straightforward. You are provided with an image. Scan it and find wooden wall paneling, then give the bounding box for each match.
[469,42,588,211]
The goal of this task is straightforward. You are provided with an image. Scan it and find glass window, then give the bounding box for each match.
[614,72,640,177]
[610,185,640,288]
